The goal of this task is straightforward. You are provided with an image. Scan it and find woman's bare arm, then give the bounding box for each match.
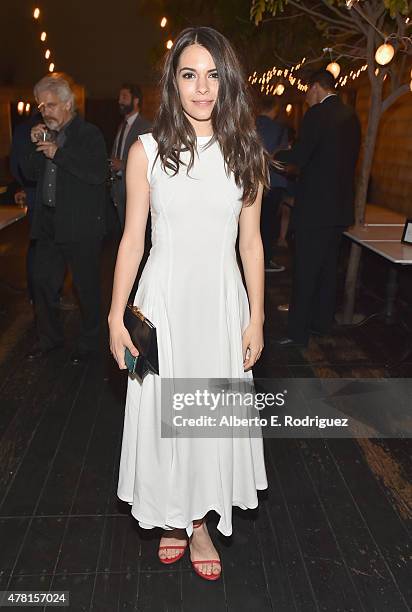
[108,139,150,368]
[108,140,149,323]
[238,183,265,370]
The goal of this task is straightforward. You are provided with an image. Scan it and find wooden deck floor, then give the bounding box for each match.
[0,218,411,611]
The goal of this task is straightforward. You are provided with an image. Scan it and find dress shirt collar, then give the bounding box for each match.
[126,111,139,126]
[320,93,338,104]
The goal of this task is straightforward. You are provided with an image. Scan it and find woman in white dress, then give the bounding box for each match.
[108,26,269,581]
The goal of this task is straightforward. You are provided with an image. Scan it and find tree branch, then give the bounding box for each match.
[261,12,305,22]
[317,0,356,26]
[348,8,370,36]
[271,49,324,67]
[353,2,386,40]
[287,0,355,29]
[366,23,378,83]
[381,82,411,114]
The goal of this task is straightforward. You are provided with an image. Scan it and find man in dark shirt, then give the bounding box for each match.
[275,70,361,347]
[21,73,108,364]
[256,97,288,272]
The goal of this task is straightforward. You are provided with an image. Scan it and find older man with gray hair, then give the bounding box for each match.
[21,73,108,365]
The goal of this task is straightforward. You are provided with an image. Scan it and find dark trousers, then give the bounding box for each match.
[33,205,102,352]
[260,187,283,264]
[287,225,344,345]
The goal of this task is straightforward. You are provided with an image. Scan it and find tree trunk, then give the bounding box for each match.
[342,83,382,323]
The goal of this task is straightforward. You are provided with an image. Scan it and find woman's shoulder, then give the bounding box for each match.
[136,131,158,160]
[127,132,158,181]
[138,131,156,148]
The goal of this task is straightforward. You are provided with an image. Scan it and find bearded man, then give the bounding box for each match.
[110,83,151,230]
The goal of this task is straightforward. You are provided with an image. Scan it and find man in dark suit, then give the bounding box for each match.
[256,97,288,273]
[275,69,361,348]
[110,83,151,230]
[21,73,108,364]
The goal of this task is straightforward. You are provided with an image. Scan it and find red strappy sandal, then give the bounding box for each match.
[158,533,188,565]
[190,519,222,581]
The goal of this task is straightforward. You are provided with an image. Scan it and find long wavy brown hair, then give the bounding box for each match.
[152,26,269,206]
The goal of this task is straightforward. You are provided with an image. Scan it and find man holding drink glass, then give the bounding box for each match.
[21,73,108,365]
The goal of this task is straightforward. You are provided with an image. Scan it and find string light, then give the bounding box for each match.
[326,61,341,78]
[248,57,308,95]
[336,63,367,87]
[286,104,292,115]
[375,42,395,66]
[160,16,167,27]
[17,101,25,115]
[166,39,173,49]
[32,7,58,73]
[25,103,31,114]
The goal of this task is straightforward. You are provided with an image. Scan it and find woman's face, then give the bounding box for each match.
[176,43,219,130]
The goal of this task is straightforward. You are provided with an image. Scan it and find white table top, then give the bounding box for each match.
[0,206,27,231]
[346,224,403,242]
[345,204,412,264]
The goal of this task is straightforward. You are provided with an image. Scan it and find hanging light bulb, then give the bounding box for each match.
[33,8,40,19]
[166,39,173,49]
[40,31,47,42]
[276,83,285,96]
[45,49,51,59]
[326,62,341,79]
[375,42,395,66]
[160,17,167,27]
[25,103,31,114]
[17,101,24,115]
[286,104,292,115]
[49,62,55,72]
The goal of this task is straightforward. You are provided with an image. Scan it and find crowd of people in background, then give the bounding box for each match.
[8,67,360,359]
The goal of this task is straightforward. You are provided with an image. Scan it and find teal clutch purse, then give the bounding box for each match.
[124,347,138,374]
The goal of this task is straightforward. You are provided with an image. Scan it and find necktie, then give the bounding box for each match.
[115,120,127,159]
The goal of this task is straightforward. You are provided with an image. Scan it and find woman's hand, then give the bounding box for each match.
[108,317,139,369]
[242,322,264,371]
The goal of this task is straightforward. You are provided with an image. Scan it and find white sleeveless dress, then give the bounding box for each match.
[117,132,268,537]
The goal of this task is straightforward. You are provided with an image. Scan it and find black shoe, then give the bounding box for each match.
[265,260,285,273]
[275,337,307,348]
[26,343,63,360]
